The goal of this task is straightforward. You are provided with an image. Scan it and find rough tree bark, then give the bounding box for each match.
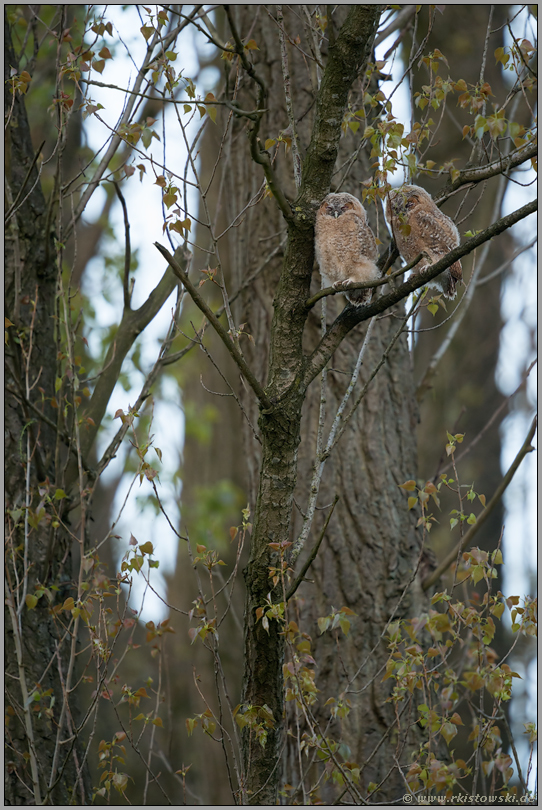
[4,14,88,804]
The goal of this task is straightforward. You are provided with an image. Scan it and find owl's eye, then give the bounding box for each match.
[405,198,417,210]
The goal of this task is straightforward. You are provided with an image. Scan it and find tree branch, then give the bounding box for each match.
[440,139,537,199]
[65,250,185,486]
[223,5,294,223]
[154,242,272,410]
[302,198,537,388]
[422,415,537,591]
[305,253,424,309]
[287,495,339,600]
[113,182,132,310]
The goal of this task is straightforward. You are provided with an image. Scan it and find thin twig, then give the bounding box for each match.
[277,6,302,187]
[286,496,339,601]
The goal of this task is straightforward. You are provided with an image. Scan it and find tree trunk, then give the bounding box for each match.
[5,14,88,805]
[214,5,423,803]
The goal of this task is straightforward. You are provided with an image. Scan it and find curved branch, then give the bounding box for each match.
[66,250,185,486]
[302,198,537,388]
[422,415,537,592]
[154,242,272,410]
[440,139,537,199]
[223,5,293,223]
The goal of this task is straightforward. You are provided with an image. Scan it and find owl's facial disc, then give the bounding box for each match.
[324,202,341,218]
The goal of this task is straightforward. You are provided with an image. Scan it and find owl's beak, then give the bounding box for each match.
[334,210,339,218]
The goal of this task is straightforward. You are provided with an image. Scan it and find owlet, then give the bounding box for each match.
[315,192,379,306]
[386,184,463,299]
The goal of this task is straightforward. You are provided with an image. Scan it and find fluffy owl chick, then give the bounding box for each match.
[315,192,379,306]
[386,184,463,299]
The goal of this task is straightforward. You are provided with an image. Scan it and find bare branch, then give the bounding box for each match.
[286,496,339,601]
[276,6,302,187]
[154,242,272,410]
[113,182,132,310]
[440,140,537,198]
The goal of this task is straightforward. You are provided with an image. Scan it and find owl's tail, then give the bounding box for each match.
[345,288,372,306]
[442,259,463,299]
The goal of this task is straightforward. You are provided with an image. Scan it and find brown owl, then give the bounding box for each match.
[386,184,463,299]
[315,192,379,306]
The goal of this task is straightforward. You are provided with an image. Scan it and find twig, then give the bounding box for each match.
[277,6,302,187]
[5,580,42,805]
[422,414,537,590]
[476,236,537,287]
[113,182,132,310]
[286,496,339,601]
[292,316,377,564]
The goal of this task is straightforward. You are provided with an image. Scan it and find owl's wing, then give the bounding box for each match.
[416,210,462,282]
[415,209,459,254]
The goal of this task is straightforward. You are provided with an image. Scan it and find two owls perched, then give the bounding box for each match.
[315,185,462,305]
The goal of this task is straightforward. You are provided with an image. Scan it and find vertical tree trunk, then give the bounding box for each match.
[217,5,419,803]
[5,14,88,805]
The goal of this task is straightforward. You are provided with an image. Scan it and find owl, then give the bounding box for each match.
[315,192,379,306]
[385,184,463,299]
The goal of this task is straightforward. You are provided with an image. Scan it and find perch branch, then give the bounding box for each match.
[306,253,424,309]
